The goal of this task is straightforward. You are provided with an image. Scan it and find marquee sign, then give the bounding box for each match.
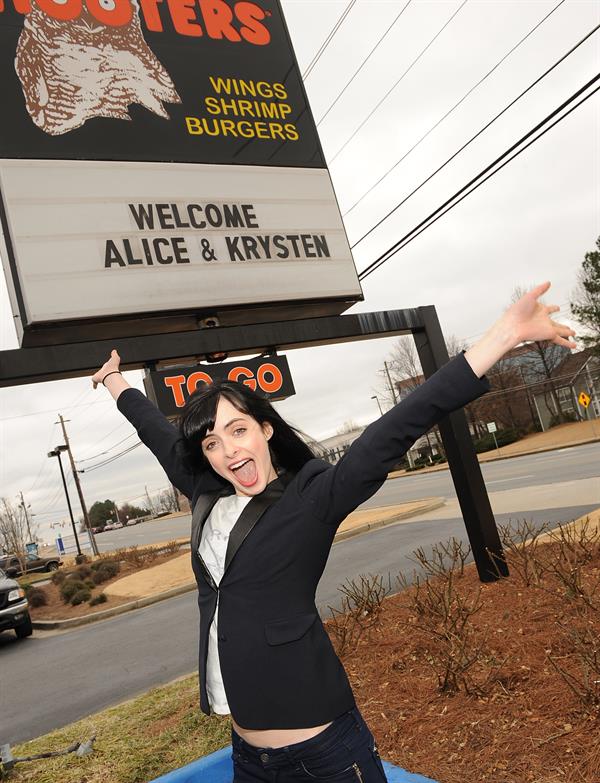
[144,354,295,416]
[0,0,362,347]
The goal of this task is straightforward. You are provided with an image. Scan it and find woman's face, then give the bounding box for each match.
[201,396,277,496]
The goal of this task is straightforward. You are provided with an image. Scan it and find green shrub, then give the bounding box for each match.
[92,561,120,584]
[75,564,92,579]
[89,593,108,607]
[71,589,92,606]
[21,581,33,596]
[51,570,66,585]
[74,554,90,565]
[60,579,87,603]
[84,579,96,590]
[27,587,48,608]
[91,558,119,573]
[474,427,521,453]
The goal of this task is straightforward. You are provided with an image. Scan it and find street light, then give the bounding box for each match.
[48,445,82,556]
[371,395,384,416]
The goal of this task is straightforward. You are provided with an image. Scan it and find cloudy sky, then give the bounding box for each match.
[1,0,598,544]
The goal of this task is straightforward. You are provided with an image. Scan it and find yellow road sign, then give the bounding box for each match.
[578,391,591,408]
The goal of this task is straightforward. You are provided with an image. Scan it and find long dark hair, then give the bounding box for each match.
[179,380,315,476]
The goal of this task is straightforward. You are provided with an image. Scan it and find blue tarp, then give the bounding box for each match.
[150,745,438,782]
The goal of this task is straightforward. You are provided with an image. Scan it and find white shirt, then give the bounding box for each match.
[198,494,251,715]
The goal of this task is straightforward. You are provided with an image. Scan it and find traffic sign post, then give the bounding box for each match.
[487,421,499,450]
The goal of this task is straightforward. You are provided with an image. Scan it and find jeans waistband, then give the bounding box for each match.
[231,707,362,763]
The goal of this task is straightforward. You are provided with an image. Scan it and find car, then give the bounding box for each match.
[126,519,137,526]
[112,522,123,529]
[0,567,32,639]
[91,527,103,534]
[0,552,62,576]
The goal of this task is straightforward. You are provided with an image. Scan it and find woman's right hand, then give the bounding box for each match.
[92,349,121,389]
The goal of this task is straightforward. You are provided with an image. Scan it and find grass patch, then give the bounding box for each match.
[5,676,231,783]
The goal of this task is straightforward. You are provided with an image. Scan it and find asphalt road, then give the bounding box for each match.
[2,444,598,745]
[90,442,600,552]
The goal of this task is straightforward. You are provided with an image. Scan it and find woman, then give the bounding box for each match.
[92,283,575,782]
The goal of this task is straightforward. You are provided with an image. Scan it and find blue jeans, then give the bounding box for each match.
[231,706,388,782]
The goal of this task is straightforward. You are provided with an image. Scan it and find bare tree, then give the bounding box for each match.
[511,286,571,424]
[0,498,30,556]
[158,487,179,514]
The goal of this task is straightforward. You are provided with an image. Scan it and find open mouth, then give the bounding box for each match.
[229,458,258,488]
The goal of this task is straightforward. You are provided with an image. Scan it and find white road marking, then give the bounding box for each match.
[486,474,534,485]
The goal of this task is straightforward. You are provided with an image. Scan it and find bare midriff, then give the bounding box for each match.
[231,718,333,749]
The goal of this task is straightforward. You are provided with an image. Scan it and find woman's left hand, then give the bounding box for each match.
[500,281,576,349]
[465,281,577,378]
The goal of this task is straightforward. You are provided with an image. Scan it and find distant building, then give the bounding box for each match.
[531,348,599,431]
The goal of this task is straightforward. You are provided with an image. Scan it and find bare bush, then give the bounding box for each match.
[498,519,550,587]
[327,573,392,658]
[547,621,600,714]
[409,537,471,579]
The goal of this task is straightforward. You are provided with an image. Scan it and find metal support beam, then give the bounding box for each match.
[415,306,509,582]
[0,309,422,387]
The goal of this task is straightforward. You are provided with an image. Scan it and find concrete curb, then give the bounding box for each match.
[334,497,445,542]
[388,436,600,480]
[32,498,446,631]
[31,582,196,630]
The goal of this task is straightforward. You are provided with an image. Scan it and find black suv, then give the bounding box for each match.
[0,567,32,639]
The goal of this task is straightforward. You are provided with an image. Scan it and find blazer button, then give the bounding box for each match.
[260,752,269,763]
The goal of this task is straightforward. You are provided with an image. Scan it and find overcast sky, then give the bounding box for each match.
[1,0,598,545]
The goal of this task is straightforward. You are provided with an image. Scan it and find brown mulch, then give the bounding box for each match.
[325,538,600,783]
[28,551,185,620]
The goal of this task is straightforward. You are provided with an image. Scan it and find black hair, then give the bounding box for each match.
[179,380,315,477]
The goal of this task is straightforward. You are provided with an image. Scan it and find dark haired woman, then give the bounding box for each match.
[92,283,575,782]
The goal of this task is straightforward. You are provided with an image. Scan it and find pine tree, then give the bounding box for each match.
[571,236,600,356]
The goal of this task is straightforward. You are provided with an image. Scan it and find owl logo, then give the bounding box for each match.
[15,0,181,136]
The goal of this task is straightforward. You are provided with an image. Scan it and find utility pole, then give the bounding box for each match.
[383,361,398,404]
[18,491,33,542]
[56,414,99,556]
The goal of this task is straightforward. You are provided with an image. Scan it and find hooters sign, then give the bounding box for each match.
[144,355,295,416]
[0,0,361,348]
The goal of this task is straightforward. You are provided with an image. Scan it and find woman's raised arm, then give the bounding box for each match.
[92,350,196,499]
[304,282,576,526]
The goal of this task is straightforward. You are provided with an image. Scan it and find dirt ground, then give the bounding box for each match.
[29,551,185,620]
[330,510,600,783]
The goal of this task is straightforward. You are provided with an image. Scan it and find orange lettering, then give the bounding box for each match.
[257,363,282,394]
[139,0,163,31]
[227,366,257,391]
[164,375,187,408]
[199,0,241,41]
[235,1,270,45]
[167,0,202,35]
[187,371,213,394]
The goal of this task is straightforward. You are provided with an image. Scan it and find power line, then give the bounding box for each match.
[358,74,600,281]
[0,398,112,423]
[79,441,142,473]
[350,21,600,251]
[302,0,358,81]
[344,0,569,218]
[328,0,468,164]
[316,0,412,126]
[76,432,138,464]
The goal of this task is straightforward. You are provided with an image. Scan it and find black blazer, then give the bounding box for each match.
[117,353,489,729]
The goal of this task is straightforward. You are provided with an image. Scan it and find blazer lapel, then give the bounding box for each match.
[223,474,289,577]
[191,490,229,591]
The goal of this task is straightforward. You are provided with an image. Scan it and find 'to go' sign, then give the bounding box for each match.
[145,355,295,417]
